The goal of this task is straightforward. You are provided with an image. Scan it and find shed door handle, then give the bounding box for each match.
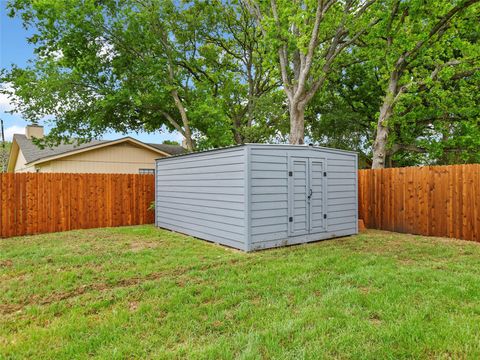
[308,189,313,199]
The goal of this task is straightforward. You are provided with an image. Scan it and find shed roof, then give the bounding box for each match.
[155,143,357,161]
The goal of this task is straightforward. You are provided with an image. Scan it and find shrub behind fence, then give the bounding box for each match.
[358,164,480,242]
[0,173,155,238]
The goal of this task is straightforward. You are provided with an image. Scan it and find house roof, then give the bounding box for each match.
[13,134,185,165]
[146,142,186,156]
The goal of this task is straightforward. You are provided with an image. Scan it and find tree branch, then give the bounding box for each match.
[160,110,185,136]
[270,0,293,99]
[397,0,479,69]
[295,0,324,102]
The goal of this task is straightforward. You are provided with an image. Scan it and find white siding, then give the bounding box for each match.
[14,150,35,173]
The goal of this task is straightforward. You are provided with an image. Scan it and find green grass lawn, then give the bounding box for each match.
[2,226,480,359]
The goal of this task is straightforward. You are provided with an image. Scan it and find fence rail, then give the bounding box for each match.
[0,173,155,238]
[358,164,480,242]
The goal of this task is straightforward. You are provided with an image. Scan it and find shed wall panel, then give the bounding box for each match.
[248,145,357,249]
[156,147,247,250]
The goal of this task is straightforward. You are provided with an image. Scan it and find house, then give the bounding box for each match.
[8,125,185,174]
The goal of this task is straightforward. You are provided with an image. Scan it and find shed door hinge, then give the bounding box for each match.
[289,217,293,222]
[289,171,293,177]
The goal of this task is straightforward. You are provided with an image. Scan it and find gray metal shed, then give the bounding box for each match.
[155,144,358,251]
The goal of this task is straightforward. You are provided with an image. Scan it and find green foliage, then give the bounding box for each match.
[1,0,287,150]
[3,0,187,145]
[308,59,384,167]
[365,0,480,166]
[245,0,382,145]
[192,0,286,145]
[161,140,179,146]
[308,0,480,167]
[1,0,478,165]
[0,141,12,172]
[147,201,155,211]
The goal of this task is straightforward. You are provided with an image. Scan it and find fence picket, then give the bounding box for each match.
[0,173,155,238]
[2,166,479,242]
[359,164,480,242]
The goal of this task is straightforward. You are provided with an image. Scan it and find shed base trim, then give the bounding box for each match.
[249,228,357,251]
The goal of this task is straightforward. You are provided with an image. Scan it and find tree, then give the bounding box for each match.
[193,0,286,145]
[368,0,480,168]
[309,52,480,167]
[162,140,180,146]
[386,65,480,166]
[243,0,380,144]
[307,56,383,167]
[1,0,228,151]
[0,141,11,173]
[2,0,290,151]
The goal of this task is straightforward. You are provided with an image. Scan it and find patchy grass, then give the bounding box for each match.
[2,226,480,359]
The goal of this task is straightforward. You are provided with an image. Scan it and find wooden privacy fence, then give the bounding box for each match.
[2,166,479,241]
[0,173,155,238]
[358,164,480,242]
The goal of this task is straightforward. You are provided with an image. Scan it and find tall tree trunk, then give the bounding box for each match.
[371,104,392,168]
[182,125,194,152]
[289,101,305,145]
[232,115,244,144]
[371,73,399,169]
[171,89,194,152]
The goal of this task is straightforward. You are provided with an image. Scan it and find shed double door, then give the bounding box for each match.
[288,157,326,236]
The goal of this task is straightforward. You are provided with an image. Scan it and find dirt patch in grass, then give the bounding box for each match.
[369,313,382,326]
[0,303,23,315]
[129,301,139,312]
[0,259,13,268]
[128,241,161,252]
[358,286,371,294]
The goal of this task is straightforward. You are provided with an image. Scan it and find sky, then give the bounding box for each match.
[0,1,182,144]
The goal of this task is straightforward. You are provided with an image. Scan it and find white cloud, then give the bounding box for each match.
[38,48,64,62]
[4,125,24,141]
[50,49,64,61]
[95,37,117,62]
[0,93,14,112]
[0,83,19,113]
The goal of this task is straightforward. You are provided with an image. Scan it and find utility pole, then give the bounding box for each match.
[1,119,5,173]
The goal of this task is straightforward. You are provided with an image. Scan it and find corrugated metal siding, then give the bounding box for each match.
[249,145,357,248]
[156,147,247,250]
